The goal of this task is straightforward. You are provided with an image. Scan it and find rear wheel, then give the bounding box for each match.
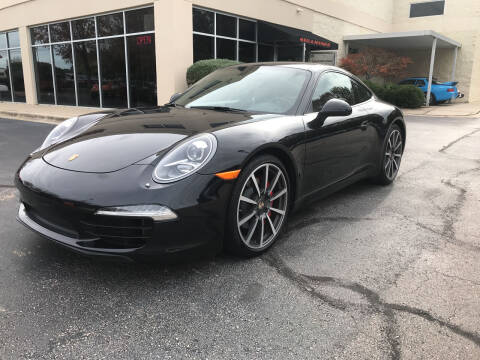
[374,124,403,185]
[425,93,436,106]
[226,155,290,256]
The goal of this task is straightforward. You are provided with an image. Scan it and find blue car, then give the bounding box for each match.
[399,77,464,105]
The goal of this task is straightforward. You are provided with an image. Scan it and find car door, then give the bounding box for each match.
[415,79,427,93]
[302,71,369,196]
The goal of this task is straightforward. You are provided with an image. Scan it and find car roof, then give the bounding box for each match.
[229,62,343,74]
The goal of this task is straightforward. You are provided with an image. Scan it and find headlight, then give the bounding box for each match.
[153,133,217,183]
[39,117,78,151]
[35,113,107,153]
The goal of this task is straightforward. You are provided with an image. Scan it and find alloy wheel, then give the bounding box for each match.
[384,129,403,180]
[236,163,288,250]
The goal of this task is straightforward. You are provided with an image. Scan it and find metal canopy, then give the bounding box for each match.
[343,30,461,106]
[344,30,461,50]
[258,21,338,50]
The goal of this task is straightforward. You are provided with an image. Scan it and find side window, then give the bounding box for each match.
[400,79,415,85]
[416,80,426,87]
[352,80,372,104]
[311,72,354,112]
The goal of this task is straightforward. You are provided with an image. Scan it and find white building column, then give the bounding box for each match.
[451,46,458,82]
[154,0,193,105]
[426,37,437,106]
[18,26,37,104]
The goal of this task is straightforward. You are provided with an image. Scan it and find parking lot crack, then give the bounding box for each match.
[263,253,480,358]
[439,128,480,153]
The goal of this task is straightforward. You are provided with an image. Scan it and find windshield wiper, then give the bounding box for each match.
[189,106,247,113]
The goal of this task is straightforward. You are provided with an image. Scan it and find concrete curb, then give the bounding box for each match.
[0,111,66,124]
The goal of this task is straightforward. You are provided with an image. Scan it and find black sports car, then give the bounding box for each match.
[15,63,405,260]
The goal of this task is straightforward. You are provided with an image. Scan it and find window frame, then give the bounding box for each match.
[192,6,259,62]
[0,29,24,103]
[29,5,155,108]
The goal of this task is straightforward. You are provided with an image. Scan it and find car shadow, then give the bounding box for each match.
[19,178,394,281]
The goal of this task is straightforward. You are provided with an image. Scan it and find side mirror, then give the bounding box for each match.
[169,92,182,103]
[311,99,352,128]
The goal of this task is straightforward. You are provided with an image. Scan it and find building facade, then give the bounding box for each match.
[0,0,478,111]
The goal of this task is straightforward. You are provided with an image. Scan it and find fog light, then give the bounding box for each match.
[95,205,178,221]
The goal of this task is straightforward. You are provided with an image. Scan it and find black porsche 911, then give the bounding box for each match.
[15,63,405,260]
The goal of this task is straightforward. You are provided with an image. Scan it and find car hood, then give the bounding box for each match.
[43,106,277,173]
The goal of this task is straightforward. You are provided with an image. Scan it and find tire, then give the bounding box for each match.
[424,93,436,106]
[225,154,290,257]
[373,124,404,185]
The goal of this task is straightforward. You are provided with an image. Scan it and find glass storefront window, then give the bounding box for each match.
[30,6,156,108]
[49,22,71,43]
[0,34,7,49]
[9,49,25,102]
[193,8,214,34]
[74,41,99,107]
[239,19,256,41]
[126,7,154,33]
[98,37,127,108]
[216,38,236,60]
[33,46,55,104]
[193,34,214,62]
[72,18,95,40]
[239,42,256,62]
[30,26,49,45]
[192,8,258,63]
[97,13,124,37]
[7,31,20,48]
[127,34,156,107]
[0,50,11,101]
[0,30,25,103]
[52,43,75,105]
[216,14,236,38]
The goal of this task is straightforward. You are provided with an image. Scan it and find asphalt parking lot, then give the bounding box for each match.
[0,115,479,359]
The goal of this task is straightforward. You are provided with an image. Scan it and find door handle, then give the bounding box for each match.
[360,121,369,130]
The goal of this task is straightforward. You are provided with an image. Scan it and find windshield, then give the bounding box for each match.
[175,65,311,114]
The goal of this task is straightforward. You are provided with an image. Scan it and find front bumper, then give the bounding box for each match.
[15,157,235,260]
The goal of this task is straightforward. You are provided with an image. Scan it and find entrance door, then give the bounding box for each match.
[309,51,336,65]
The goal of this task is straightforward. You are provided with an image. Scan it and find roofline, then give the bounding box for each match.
[344,30,461,48]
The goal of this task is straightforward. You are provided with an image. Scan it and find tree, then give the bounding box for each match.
[340,48,413,82]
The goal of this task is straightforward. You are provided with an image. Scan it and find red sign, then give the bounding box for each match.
[137,35,152,46]
[299,37,331,48]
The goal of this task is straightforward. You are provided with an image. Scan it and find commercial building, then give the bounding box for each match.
[0,0,478,111]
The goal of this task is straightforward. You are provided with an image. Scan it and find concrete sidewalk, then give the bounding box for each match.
[0,102,101,123]
[402,101,480,117]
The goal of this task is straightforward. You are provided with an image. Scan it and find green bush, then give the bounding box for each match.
[186,59,241,86]
[364,80,424,108]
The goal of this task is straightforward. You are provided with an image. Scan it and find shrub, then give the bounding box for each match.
[340,48,412,82]
[364,80,424,108]
[186,59,241,86]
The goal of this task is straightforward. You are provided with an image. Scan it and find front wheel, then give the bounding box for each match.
[374,125,403,185]
[226,155,290,256]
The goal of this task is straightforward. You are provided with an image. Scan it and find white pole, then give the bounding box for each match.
[426,37,437,106]
[451,46,458,82]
